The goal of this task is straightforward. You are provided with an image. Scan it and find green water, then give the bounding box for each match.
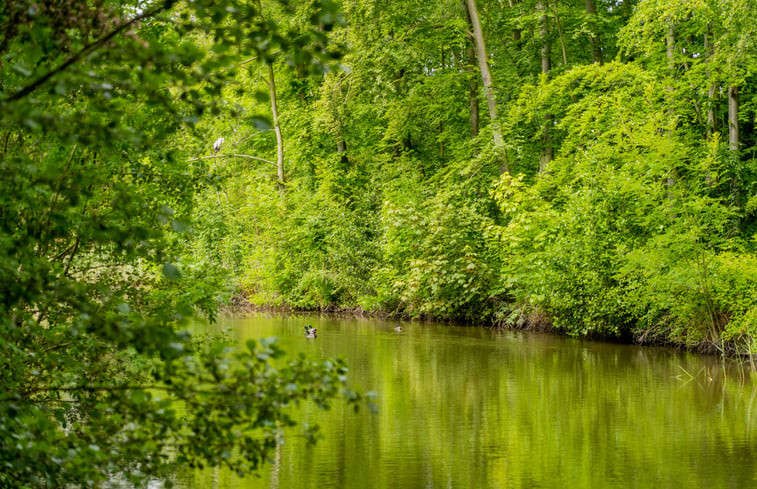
[177,314,757,489]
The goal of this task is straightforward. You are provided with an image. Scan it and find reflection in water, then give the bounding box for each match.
[178,315,757,489]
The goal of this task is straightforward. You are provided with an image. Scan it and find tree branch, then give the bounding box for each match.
[238,48,281,67]
[63,235,81,278]
[2,1,176,104]
[187,154,277,167]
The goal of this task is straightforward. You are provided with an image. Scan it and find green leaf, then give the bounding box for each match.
[162,263,182,281]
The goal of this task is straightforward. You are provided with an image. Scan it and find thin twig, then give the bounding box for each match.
[63,235,80,278]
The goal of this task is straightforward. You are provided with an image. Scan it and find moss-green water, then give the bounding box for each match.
[177,314,757,489]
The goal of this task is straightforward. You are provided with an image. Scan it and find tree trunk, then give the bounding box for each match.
[728,85,739,152]
[666,23,675,72]
[704,24,717,137]
[552,0,568,65]
[467,41,480,138]
[706,84,718,136]
[664,22,677,193]
[585,0,602,63]
[665,21,676,119]
[537,1,551,74]
[267,63,284,187]
[464,0,507,173]
[537,0,552,172]
[728,84,741,215]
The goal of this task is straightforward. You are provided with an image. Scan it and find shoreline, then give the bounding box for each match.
[219,294,753,361]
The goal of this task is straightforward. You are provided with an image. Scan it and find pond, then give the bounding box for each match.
[176,314,757,489]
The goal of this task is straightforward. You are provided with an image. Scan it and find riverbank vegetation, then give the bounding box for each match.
[2,0,757,486]
[181,0,757,354]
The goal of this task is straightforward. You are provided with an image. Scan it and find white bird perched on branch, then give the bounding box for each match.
[212,137,225,154]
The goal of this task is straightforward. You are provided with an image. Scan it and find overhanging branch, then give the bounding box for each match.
[2,1,176,103]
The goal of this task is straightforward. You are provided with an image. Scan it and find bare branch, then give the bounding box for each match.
[187,154,277,167]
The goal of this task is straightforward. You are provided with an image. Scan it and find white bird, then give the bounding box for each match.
[212,137,225,154]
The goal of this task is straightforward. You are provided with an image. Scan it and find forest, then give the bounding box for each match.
[186,0,757,352]
[2,0,757,487]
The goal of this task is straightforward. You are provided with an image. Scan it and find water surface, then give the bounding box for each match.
[178,314,757,488]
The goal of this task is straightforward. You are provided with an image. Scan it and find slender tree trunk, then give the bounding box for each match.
[705,92,718,132]
[467,41,480,138]
[267,63,284,187]
[326,73,350,164]
[704,24,717,137]
[464,0,507,173]
[728,85,739,151]
[552,0,568,65]
[585,0,602,63]
[465,0,498,128]
[665,21,677,136]
[666,22,675,76]
[664,22,677,198]
[665,21,676,114]
[706,85,717,136]
[537,1,551,74]
[727,84,741,216]
[537,0,552,172]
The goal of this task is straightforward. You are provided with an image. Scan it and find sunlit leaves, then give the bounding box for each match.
[494,56,757,347]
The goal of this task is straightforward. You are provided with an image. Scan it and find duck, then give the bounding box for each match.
[394,324,403,332]
[304,325,318,338]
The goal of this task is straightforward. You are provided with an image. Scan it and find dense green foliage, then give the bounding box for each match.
[3,0,757,485]
[185,0,757,353]
[1,1,363,487]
